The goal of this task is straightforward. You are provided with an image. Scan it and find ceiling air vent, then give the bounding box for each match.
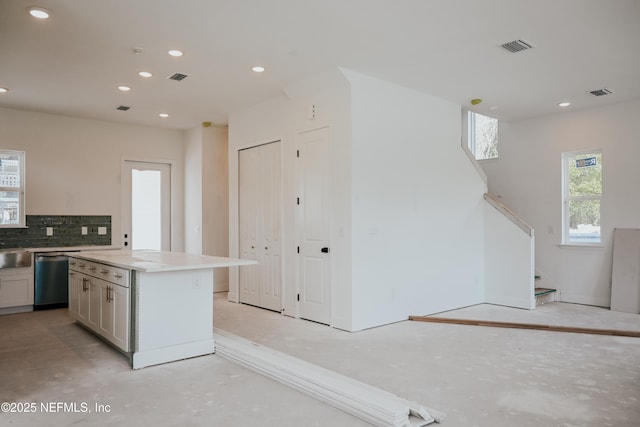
[589,88,612,96]
[116,105,131,111]
[168,73,188,81]
[500,39,533,53]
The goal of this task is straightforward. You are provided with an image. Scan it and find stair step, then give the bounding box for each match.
[535,288,557,306]
[535,288,557,297]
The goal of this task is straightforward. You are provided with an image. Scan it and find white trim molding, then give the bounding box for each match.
[213,329,445,426]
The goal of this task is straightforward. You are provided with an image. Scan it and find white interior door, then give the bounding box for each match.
[238,142,282,311]
[122,161,171,251]
[238,148,260,306]
[297,127,332,325]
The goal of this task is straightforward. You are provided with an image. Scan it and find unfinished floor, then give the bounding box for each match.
[1,295,639,426]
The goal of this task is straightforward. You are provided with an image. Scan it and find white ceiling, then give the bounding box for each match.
[1,0,639,130]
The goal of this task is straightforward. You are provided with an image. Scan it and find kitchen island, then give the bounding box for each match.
[67,249,255,369]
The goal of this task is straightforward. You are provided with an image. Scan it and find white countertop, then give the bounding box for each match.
[68,249,256,273]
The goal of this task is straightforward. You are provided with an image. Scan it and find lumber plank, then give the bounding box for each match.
[408,315,640,338]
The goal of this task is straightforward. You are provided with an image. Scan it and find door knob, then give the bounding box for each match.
[321,247,329,253]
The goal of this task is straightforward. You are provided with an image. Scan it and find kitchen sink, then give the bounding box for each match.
[0,250,32,269]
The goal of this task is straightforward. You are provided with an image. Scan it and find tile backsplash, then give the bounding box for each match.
[0,215,112,249]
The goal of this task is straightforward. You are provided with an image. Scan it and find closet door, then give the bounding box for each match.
[238,148,260,306]
[238,142,282,311]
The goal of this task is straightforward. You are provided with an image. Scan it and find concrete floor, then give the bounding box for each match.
[2,297,640,426]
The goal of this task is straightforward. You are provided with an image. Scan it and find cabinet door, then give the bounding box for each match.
[110,284,130,351]
[98,281,113,337]
[68,271,80,317]
[98,281,129,352]
[0,268,34,308]
[0,276,31,308]
[77,275,90,323]
[88,277,101,330]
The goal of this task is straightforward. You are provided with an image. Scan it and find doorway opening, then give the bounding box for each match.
[122,161,172,251]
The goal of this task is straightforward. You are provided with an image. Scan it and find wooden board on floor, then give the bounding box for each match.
[409,315,640,338]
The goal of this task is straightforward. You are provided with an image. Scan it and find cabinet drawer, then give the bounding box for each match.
[68,257,129,287]
[68,257,82,272]
[95,264,130,287]
[69,258,93,273]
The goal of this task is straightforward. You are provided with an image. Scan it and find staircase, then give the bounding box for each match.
[535,275,557,305]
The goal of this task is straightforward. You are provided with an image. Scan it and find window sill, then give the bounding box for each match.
[558,243,605,250]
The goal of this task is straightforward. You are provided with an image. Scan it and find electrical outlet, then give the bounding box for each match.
[98,227,107,235]
[46,227,53,236]
[81,226,88,235]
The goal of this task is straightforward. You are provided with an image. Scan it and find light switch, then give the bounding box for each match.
[46,227,53,236]
[98,227,107,235]
[81,226,88,235]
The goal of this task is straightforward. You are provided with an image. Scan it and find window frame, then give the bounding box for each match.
[561,148,602,246]
[0,149,26,228]
[466,110,499,161]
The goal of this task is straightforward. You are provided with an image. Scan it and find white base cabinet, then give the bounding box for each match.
[67,250,255,370]
[97,277,129,350]
[68,257,130,352]
[0,265,34,312]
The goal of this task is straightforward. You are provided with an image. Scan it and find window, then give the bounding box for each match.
[562,149,602,244]
[467,111,498,160]
[0,150,26,227]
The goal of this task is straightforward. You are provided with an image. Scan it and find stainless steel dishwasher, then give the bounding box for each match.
[34,252,69,310]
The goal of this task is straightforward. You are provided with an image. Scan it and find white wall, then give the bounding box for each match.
[0,107,185,251]
[484,201,535,309]
[228,77,352,326]
[202,125,230,290]
[185,124,230,291]
[345,71,486,330]
[229,69,491,331]
[184,127,203,253]
[482,99,640,307]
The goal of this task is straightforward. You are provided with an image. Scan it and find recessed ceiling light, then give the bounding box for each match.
[558,102,571,107]
[117,85,131,92]
[168,50,183,57]
[27,7,51,19]
[252,66,265,73]
[489,106,497,110]
[159,113,169,118]
[0,87,8,93]
[138,71,152,78]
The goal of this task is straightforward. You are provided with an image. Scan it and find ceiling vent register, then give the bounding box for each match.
[116,105,131,111]
[589,88,612,96]
[168,73,188,81]
[500,39,533,53]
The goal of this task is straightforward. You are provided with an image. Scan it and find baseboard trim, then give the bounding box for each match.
[213,281,229,293]
[0,305,34,315]
[213,329,445,426]
[132,339,215,370]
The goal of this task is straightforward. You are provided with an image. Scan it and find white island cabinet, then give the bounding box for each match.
[67,250,255,369]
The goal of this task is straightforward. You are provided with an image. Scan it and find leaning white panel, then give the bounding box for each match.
[213,329,445,426]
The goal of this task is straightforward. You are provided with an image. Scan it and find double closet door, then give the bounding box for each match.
[238,142,282,311]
